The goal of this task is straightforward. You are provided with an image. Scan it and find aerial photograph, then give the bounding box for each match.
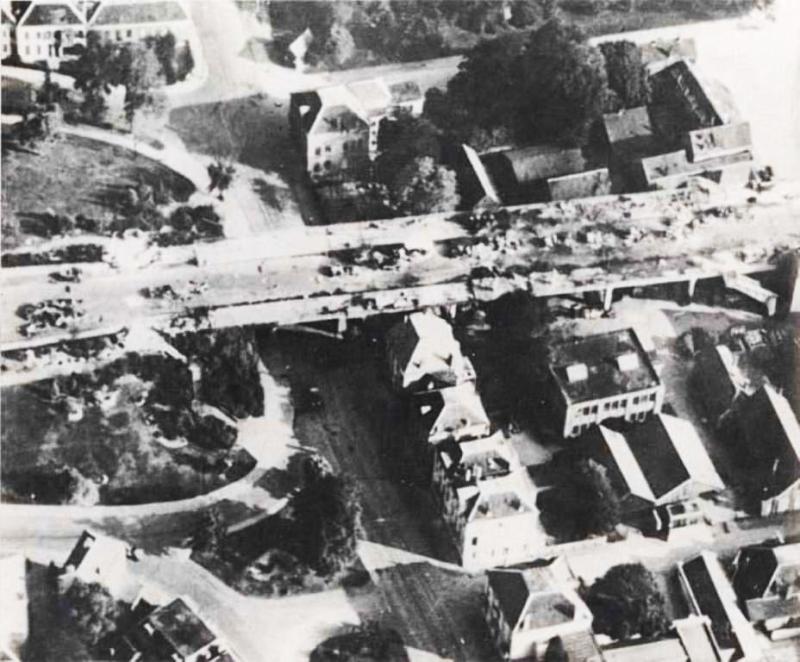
[0,0,798,660]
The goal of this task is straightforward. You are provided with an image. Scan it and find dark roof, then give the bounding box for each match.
[649,59,722,130]
[90,1,187,25]
[547,168,611,201]
[733,546,780,602]
[63,530,96,569]
[681,555,737,651]
[488,569,530,628]
[21,2,82,26]
[500,144,586,185]
[388,80,422,104]
[745,595,800,623]
[549,328,660,404]
[625,416,690,499]
[144,599,217,658]
[603,107,654,145]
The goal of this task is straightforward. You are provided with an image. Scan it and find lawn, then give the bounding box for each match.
[1,133,194,250]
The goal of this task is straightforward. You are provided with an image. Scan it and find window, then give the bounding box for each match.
[604,402,610,410]
[343,142,348,152]
[571,426,580,436]
[116,30,122,41]
[126,29,133,38]
[650,392,657,401]
[325,145,331,153]
[633,396,639,405]
[313,164,321,173]
[591,405,598,414]
[582,406,590,416]
[314,147,321,156]
[472,537,478,546]
[323,160,331,170]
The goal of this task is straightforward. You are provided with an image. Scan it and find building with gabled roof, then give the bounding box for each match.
[15,0,85,64]
[547,168,612,201]
[432,433,544,569]
[0,554,28,662]
[547,328,664,438]
[386,311,475,393]
[1,4,16,59]
[685,122,752,163]
[603,106,657,161]
[86,0,191,45]
[289,77,424,183]
[61,529,139,600]
[585,414,723,516]
[601,614,723,662]
[678,551,764,661]
[734,384,800,516]
[485,558,598,661]
[732,542,800,634]
[412,381,491,446]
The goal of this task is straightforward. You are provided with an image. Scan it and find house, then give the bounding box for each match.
[679,551,764,661]
[547,168,612,201]
[638,147,753,191]
[603,106,657,162]
[87,0,192,46]
[639,36,698,72]
[114,597,237,662]
[289,77,424,183]
[482,144,588,205]
[685,122,752,163]
[732,542,800,636]
[601,615,723,662]
[412,382,491,446]
[547,328,664,438]
[722,273,778,317]
[585,414,724,516]
[694,344,747,423]
[1,4,15,59]
[650,59,726,135]
[0,555,28,662]
[432,433,544,569]
[15,0,86,65]
[385,311,475,393]
[734,384,800,516]
[61,529,138,599]
[485,558,598,661]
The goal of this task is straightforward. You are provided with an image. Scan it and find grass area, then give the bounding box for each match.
[1,133,194,250]
[0,354,255,506]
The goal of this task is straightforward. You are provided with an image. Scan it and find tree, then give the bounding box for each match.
[599,40,649,109]
[123,44,165,126]
[390,157,460,216]
[508,0,560,28]
[539,455,622,541]
[515,19,611,145]
[176,42,195,81]
[72,32,117,123]
[207,160,236,199]
[289,473,361,576]
[585,563,670,640]
[151,32,177,84]
[375,113,442,185]
[310,621,409,662]
[60,580,123,647]
[193,506,229,554]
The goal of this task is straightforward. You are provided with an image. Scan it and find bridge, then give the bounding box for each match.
[2,184,798,358]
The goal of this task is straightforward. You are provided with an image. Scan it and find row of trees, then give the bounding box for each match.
[423,19,649,149]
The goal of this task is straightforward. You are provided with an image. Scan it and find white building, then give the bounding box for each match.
[0,554,28,662]
[15,1,86,65]
[485,558,599,661]
[61,529,139,600]
[1,4,15,59]
[87,0,192,45]
[413,382,491,447]
[433,434,544,570]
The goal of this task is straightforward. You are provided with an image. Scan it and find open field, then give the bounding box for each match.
[1,134,194,251]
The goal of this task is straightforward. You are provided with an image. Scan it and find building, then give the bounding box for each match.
[678,551,764,661]
[685,122,752,163]
[603,106,657,161]
[385,311,475,393]
[289,78,424,183]
[0,554,28,662]
[432,433,544,569]
[15,0,85,65]
[601,615,722,662]
[113,597,237,662]
[412,382,491,446]
[547,168,611,201]
[694,344,747,423]
[485,558,598,661]
[87,0,192,45]
[650,59,726,135]
[585,414,724,516]
[547,328,664,438]
[638,147,753,191]
[734,384,800,516]
[732,542,800,636]
[1,4,15,59]
[61,529,138,599]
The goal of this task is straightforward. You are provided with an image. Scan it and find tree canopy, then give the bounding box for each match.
[539,454,622,542]
[585,563,670,641]
[599,40,650,110]
[424,19,610,148]
[390,156,460,216]
[375,114,443,185]
[310,621,409,662]
[60,580,124,647]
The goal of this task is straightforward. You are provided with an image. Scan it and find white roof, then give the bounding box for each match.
[660,414,725,492]
[316,78,393,124]
[430,382,490,437]
[600,425,656,502]
[440,431,520,472]
[763,384,800,462]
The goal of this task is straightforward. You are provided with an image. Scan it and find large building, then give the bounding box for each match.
[412,382,491,446]
[432,433,543,569]
[87,0,192,45]
[61,529,139,599]
[289,77,424,183]
[485,558,599,661]
[585,414,724,516]
[15,0,85,64]
[0,554,28,662]
[547,328,664,438]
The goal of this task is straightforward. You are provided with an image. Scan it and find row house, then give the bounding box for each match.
[547,328,664,439]
[485,558,599,661]
[385,311,475,394]
[432,433,543,570]
[583,414,724,524]
[289,77,423,183]
[678,551,764,661]
[732,541,800,638]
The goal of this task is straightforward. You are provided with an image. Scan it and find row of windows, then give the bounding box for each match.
[579,391,658,416]
[313,138,365,157]
[21,29,83,40]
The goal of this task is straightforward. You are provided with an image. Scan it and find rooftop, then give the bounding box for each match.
[547,168,611,202]
[20,2,82,26]
[603,106,654,145]
[416,382,490,440]
[145,598,217,659]
[498,144,586,185]
[90,0,187,25]
[602,638,687,662]
[549,328,660,404]
[440,433,518,487]
[388,80,422,104]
